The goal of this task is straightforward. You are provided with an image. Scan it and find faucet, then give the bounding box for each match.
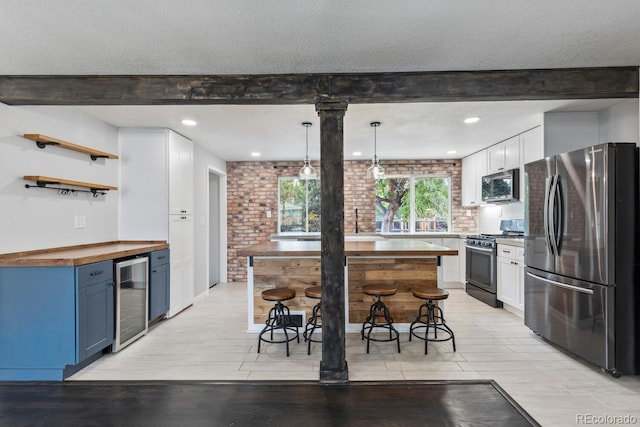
[355,208,359,234]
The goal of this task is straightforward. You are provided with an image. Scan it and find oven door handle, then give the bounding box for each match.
[465,245,495,253]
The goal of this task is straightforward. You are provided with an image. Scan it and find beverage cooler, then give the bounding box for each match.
[114,257,149,351]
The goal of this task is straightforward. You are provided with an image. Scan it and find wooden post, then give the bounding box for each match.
[316,100,348,383]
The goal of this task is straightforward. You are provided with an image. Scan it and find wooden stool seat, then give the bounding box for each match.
[412,288,449,301]
[304,286,322,299]
[261,288,296,302]
[362,283,397,297]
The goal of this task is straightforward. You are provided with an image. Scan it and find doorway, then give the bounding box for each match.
[208,170,222,287]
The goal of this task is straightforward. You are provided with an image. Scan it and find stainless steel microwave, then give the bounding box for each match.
[481,169,519,203]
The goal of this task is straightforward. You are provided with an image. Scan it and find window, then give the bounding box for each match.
[278,178,321,233]
[375,175,450,233]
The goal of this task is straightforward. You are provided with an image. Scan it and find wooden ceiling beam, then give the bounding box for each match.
[0,67,637,105]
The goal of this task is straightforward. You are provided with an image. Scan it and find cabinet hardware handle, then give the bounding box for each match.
[152,269,157,273]
[89,270,104,276]
[157,256,166,260]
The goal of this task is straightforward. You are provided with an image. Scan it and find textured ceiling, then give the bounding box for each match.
[2,1,639,160]
[2,1,639,75]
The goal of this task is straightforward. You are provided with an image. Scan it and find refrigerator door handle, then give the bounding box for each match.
[525,272,595,295]
[548,175,560,256]
[543,176,554,255]
[553,175,563,253]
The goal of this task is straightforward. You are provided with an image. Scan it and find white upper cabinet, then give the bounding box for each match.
[168,131,194,215]
[487,135,520,174]
[462,149,487,207]
[521,126,543,165]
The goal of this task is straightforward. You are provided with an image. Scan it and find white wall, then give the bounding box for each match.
[0,105,119,253]
[544,112,600,157]
[476,202,524,234]
[193,143,227,297]
[599,99,639,143]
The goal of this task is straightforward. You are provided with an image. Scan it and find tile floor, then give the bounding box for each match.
[69,283,640,426]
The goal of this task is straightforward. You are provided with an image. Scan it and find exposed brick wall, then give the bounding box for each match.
[227,159,477,282]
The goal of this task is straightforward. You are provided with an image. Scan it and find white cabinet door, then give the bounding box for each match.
[169,132,194,215]
[461,155,477,206]
[504,136,520,170]
[497,244,525,314]
[169,214,195,316]
[521,126,543,165]
[488,136,520,174]
[487,144,505,174]
[458,237,467,284]
[497,256,519,307]
[462,150,487,206]
[441,238,460,283]
[517,262,525,311]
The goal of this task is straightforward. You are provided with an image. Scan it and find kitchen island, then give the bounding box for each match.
[238,239,458,332]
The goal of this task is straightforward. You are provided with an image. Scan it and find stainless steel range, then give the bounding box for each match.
[465,220,524,307]
[465,234,501,307]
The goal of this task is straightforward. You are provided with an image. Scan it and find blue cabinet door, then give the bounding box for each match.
[149,250,170,320]
[76,260,114,363]
[77,280,114,362]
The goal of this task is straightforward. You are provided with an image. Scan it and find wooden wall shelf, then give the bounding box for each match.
[23,134,119,161]
[23,175,118,195]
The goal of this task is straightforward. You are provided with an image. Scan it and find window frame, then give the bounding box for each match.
[376,173,452,234]
[277,176,321,234]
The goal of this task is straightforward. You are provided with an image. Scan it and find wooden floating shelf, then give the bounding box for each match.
[23,134,119,160]
[23,176,118,191]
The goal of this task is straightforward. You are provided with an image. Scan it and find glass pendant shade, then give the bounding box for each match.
[299,157,317,179]
[367,156,385,179]
[299,122,316,179]
[367,121,384,179]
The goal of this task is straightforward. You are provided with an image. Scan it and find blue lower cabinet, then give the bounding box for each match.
[149,249,170,321]
[0,260,114,381]
[77,261,115,362]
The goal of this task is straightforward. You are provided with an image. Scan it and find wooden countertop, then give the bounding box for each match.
[0,241,169,267]
[238,239,458,257]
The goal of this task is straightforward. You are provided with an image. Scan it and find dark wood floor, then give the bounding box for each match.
[0,380,539,427]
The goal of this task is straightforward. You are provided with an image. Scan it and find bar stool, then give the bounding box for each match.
[257,287,299,357]
[303,286,322,355]
[409,288,456,354]
[361,283,400,353]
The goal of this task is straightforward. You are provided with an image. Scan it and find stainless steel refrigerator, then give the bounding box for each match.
[524,142,639,377]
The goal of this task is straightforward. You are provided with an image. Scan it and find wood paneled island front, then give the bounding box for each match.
[238,239,458,331]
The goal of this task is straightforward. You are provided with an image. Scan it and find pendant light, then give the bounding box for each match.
[367,121,385,179]
[299,122,317,179]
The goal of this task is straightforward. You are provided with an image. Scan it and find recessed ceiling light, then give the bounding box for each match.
[250,152,261,157]
[352,151,362,156]
[181,119,197,126]
[464,117,480,124]
[447,150,457,154]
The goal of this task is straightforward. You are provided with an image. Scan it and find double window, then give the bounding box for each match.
[277,175,451,234]
[375,176,451,233]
